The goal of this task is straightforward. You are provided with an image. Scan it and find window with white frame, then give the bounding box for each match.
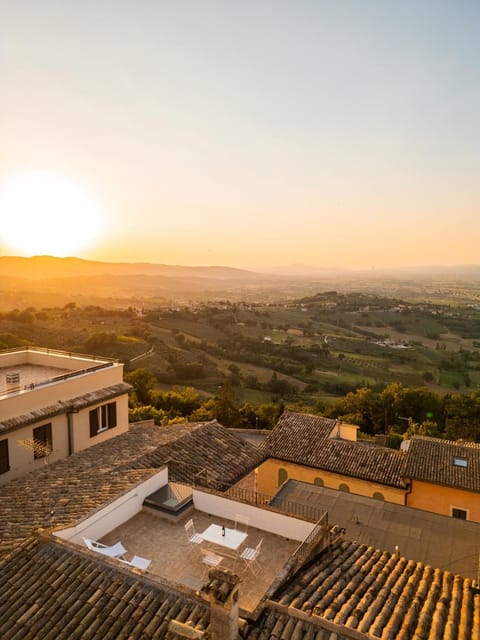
[89,402,117,437]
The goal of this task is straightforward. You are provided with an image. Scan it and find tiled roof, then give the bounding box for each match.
[0,534,210,640]
[0,382,133,433]
[262,411,407,489]
[0,420,261,557]
[136,420,265,490]
[404,436,480,492]
[249,538,480,640]
[262,411,338,454]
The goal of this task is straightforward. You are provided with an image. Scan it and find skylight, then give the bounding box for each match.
[453,456,468,468]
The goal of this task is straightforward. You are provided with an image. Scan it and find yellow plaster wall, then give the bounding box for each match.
[256,458,405,504]
[407,479,480,523]
[331,422,358,441]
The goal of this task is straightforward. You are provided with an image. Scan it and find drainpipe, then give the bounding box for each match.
[66,407,79,456]
[404,478,413,506]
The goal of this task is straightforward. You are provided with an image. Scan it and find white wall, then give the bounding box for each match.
[192,489,315,541]
[56,467,169,544]
[0,348,112,371]
[1,364,123,420]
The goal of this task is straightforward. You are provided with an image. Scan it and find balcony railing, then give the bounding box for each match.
[0,346,117,396]
[292,513,330,564]
[167,459,327,523]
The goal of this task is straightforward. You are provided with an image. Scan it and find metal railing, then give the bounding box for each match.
[0,345,118,362]
[292,513,330,564]
[166,459,327,523]
[0,346,117,396]
[32,362,115,390]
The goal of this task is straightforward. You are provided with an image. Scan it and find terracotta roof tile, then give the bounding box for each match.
[0,382,133,433]
[0,534,210,640]
[249,537,479,640]
[404,436,480,492]
[137,420,265,490]
[262,412,406,488]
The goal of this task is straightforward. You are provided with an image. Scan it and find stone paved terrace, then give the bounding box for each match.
[100,508,299,613]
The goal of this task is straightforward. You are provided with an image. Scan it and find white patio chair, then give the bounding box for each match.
[201,548,223,575]
[83,537,127,559]
[239,537,263,576]
[119,555,151,571]
[234,514,249,532]
[184,519,203,545]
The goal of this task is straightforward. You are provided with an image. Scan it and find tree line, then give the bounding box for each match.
[125,368,480,443]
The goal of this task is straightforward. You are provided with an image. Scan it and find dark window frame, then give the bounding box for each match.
[451,507,468,520]
[0,439,9,474]
[33,423,52,459]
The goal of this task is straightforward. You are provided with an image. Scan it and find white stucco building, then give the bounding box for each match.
[0,347,131,483]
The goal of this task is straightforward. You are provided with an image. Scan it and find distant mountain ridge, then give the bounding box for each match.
[2,256,480,281]
[1,256,479,312]
[256,263,480,278]
[0,255,264,281]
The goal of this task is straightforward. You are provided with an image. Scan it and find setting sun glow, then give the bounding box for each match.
[0,174,106,257]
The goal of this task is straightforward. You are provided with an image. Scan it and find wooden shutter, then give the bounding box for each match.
[89,408,99,437]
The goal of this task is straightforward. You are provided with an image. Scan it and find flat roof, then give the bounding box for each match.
[275,480,480,580]
[0,363,71,394]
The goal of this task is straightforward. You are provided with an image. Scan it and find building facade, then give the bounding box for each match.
[403,436,480,523]
[0,347,131,483]
[256,411,407,503]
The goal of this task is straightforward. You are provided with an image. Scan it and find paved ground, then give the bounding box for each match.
[100,508,298,613]
[275,480,480,580]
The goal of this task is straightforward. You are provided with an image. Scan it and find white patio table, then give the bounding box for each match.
[200,524,247,551]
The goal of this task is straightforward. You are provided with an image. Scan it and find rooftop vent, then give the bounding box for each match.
[6,372,20,386]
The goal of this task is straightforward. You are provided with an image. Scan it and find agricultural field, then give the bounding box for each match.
[2,291,479,412]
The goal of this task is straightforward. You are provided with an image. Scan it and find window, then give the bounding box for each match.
[89,402,117,437]
[0,439,9,474]
[314,477,324,487]
[451,507,468,520]
[278,468,288,487]
[453,456,468,468]
[33,424,52,459]
[339,483,350,492]
[373,492,385,501]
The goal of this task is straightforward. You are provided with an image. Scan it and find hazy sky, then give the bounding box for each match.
[1,1,479,269]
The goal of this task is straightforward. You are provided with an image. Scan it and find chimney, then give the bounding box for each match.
[204,568,240,640]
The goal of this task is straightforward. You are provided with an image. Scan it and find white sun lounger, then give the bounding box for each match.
[83,537,127,559]
[119,555,151,570]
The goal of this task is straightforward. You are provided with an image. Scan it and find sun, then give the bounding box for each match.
[0,173,106,257]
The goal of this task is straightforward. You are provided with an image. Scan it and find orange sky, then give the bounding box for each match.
[1,2,479,269]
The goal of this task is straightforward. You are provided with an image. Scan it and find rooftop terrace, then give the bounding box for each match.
[100,508,299,613]
[0,346,118,398]
[0,363,70,394]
